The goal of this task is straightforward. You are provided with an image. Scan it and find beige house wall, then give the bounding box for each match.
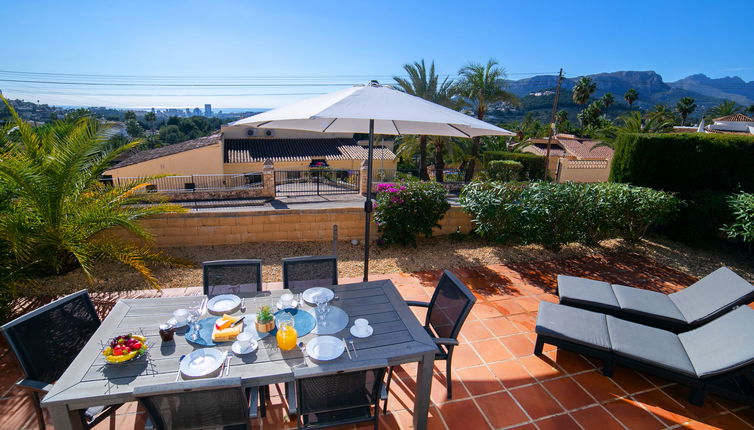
[108,206,472,247]
[105,144,224,178]
[556,159,611,183]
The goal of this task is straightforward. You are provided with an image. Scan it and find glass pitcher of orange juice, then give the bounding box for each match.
[275,312,298,351]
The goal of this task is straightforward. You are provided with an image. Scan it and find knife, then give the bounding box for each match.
[342,338,352,359]
[230,316,245,327]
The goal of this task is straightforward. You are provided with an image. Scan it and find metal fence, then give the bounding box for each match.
[275,169,359,196]
[104,173,264,193]
[372,168,468,183]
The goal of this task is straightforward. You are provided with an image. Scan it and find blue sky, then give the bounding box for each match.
[2,0,752,108]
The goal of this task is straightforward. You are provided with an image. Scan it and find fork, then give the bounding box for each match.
[342,338,352,359]
[347,338,358,358]
[225,355,232,376]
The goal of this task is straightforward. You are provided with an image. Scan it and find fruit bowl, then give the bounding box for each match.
[102,334,148,364]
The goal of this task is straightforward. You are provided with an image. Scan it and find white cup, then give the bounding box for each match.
[236,332,253,349]
[354,318,369,332]
[281,293,294,307]
[173,309,189,324]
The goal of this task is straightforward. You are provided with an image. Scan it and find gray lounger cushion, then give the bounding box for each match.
[680,306,754,378]
[535,301,611,351]
[558,275,619,310]
[611,285,686,323]
[669,267,754,325]
[607,316,696,376]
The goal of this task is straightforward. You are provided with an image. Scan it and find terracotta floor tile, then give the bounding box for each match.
[570,405,625,430]
[490,300,527,316]
[436,399,491,430]
[459,320,494,342]
[393,362,418,379]
[662,384,727,420]
[481,317,521,337]
[515,297,541,313]
[470,338,511,363]
[608,366,656,395]
[499,334,535,358]
[541,376,596,410]
[474,391,529,429]
[450,342,482,368]
[470,303,504,319]
[603,398,666,429]
[633,388,695,426]
[488,360,536,388]
[533,413,581,430]
[543,349,596,374]
[518,355,564,382]
[509,384,564,420]
[455,365,503,396]
[379,406,446,430]
[572,370,627,402]
[504,424,537,430]
[507,313,538,333]
[699,412,752,429]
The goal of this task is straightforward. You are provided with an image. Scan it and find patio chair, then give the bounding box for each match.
[534,301,754,406]
[134,377,262,430]
[0,290,121,430]
[557,267,754,332]
[203,259,263,297]
[282,255,338,292]
[294,359,387,430]
[383,270,476,411]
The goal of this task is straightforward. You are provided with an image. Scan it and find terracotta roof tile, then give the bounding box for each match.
[713,113,754,122]
[224,138,396,163]
[558,138,614,159]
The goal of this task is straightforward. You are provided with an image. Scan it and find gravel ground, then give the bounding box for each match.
[29,235,754,296]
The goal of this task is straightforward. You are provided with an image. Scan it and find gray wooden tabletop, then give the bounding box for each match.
[42,280,438,430]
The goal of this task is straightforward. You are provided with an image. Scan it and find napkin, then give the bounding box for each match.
[211,314,243,342]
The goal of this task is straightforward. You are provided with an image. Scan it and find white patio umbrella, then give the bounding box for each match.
[234,81,514,281]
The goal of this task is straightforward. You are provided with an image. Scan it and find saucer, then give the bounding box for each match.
[350,325,373,338]
[167,317,188,328]
[232,339,258,355]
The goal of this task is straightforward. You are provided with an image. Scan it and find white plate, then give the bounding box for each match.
[276,300,299,310]
[166,317,188,328]
[306,336,345,361]
[302,287,335,304]
[350,325,373,338]
[180,348,225,378]
[232,339,258,355]
[207,294,241,314]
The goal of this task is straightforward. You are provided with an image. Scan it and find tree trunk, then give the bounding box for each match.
[419,135,429,180]
[463,137,480,182]
[434,140,445,182]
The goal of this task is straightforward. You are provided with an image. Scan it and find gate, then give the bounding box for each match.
[275,169,360,197]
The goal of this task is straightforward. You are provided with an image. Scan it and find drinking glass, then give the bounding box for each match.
[188,301,203,341]
[314,295,330,327]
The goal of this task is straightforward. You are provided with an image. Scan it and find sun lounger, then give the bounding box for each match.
[535,301,754,406]
[557,267,754,332]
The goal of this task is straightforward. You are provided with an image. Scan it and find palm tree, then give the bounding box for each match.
[394,60,454,181]
[706,100,741,119]
[572,77,597,105]
[647,104,675,124]
[675,97,697,126]
[454,59,518,181]
[595,111,674,148]
[144,110,157,137]
[624,89,639,108]
[601,93,615,112]
[0,97,186,286]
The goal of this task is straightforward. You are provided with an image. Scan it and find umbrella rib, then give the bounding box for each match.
[448,124,471,138]
[391,120,401,135]
[321,118,338,133]
[256,121,272,128]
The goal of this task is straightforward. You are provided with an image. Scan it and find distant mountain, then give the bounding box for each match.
[668,74,754,106]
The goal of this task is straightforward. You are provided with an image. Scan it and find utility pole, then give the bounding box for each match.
[544,68,563,180]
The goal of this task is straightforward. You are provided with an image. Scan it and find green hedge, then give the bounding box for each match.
[610,133,754,193]
[487,160,523,181]
[460,181,680,251]
[482,151,546,180]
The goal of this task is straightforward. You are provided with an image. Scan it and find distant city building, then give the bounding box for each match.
[185,108,191,116]
[205,104,212,117]
[193,107,202,116]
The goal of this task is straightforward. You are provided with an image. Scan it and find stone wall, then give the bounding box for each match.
[113,206,473,248]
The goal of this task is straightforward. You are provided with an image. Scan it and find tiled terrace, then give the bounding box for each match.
[2,252,754,429]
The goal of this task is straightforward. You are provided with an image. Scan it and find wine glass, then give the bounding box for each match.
[188,301,203,341]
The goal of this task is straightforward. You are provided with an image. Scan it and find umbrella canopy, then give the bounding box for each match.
[233,82,514,281]
[233,82,514,138]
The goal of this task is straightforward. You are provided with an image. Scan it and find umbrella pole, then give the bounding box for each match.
[363,119,375,282]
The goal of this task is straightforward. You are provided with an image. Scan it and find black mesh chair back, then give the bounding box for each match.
[134,377,249,430]
[1,290,100,384]
[295,360,386,429]
[203,259,262,297]
[426,270,476,342]
[282,256,338,292]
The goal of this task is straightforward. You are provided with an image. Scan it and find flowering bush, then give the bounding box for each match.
[373,182,450,246]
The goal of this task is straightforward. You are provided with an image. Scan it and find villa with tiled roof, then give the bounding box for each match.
[522,134,614,183]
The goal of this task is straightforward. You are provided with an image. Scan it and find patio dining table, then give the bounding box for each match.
[41,280,438,430]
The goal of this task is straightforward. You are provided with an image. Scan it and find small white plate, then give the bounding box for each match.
[167,317,188,328]
[306,336,345,361]
[180,348,225,378]
[302,287,334,304]
[232,339,258,355]
[207,294,241,314]
[276,300,298,310]
[350,325,373,338]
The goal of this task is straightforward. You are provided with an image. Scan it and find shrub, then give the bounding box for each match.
[610,133,754,193]
[723,192,754,246]
[482,151,546,180]
[373,181,450,246]
[460,181,679,250]
[487,160,523,181]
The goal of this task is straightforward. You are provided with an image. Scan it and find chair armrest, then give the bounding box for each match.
[433,338,459,347]
[17,379,53,394]
[405,300,430,308]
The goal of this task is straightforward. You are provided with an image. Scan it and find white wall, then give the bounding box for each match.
[710,121,754,132]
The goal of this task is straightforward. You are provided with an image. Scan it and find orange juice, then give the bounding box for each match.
[276,325,298,350]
